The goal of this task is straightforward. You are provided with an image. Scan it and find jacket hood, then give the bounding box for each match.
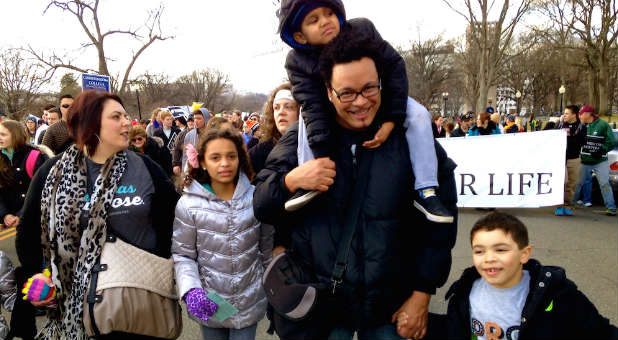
[183,171,252,201]
[278,0,346,50]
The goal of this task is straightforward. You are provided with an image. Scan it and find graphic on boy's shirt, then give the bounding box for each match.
[83,185,144,211]
[471,318,520,340]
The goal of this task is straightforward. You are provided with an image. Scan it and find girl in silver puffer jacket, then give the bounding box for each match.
[172,128,272,340]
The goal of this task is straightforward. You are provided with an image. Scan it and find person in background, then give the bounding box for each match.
[146,108,163,137]
[432,114,446,138]
[573,105,616,216]
[129,125,173,177]
[34,105,54,146]
[174,108,210,175]
[0,120,49,340]
[140,119,150,130]
[187,116,195,130]
[41,94,74,154]
[450,112,473,137]
[24,116,38,145]
[490,112,505,134]
[468,112,501,136]
[176,116,188,132]
[154,111,181,152]
[243,120,260,149]
[230,110,243,130]
[504,115,519,133]
[555,105,586,216]
[444,120,455,138]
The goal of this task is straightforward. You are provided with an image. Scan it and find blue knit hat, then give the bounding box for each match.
[281,1,345,50]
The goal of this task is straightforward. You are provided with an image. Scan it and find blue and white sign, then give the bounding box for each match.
[81,73,111,92]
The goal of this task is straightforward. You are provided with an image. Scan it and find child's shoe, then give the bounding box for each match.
[413,188,454,223]
[563,207,574,216]
[285,189,321,212]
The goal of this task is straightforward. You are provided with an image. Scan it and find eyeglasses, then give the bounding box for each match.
[131,137,145,142]
[331,80,381,103]
[61,104,70,109]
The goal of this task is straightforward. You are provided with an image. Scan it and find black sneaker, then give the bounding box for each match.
[413,196,454,223]
[285,189,321,212]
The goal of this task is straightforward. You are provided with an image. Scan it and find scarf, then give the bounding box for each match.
[38,144,127,340]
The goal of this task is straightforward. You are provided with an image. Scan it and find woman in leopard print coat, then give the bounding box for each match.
[15,90,179,340]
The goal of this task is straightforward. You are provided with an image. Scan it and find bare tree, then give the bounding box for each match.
[399,35,455,109]
[541,0,618,115]
[443,0,532,112]
[0,49,52,120]
[26,0,172,93]
[176,69,233,113]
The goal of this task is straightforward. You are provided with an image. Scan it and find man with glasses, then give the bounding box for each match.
[42,94,74,154]
[254,30,457,340]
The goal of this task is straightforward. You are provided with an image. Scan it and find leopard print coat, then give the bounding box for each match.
[38,145,127,340]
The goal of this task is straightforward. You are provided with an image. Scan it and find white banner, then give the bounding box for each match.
[437,130,567,208]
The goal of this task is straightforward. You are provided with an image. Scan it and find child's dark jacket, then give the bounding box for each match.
[279,0,408,150]
[433,258,617,340]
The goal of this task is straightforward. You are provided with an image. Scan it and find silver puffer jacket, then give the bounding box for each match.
[172,172,272,329]
[0,251,16,340]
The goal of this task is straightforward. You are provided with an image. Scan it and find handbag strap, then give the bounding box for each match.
[330,144,374,294]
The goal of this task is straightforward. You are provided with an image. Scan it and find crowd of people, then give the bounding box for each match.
[432,104,617,216]
[0,0,616,340]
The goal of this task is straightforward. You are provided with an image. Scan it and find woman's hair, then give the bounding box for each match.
[260,83,294,143]
[128,126,147,144]
[0,120,28,187]
[445,120,455,134]
[159,111,173,122]
[1,120,27,150]
[66,90,124,156]
[150,108,162,121]
[184,128,254,188]
[477,112,491,124]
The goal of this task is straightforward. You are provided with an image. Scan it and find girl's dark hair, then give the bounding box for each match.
[183,128,254,188]
[260,83,293,143]
[66,90,124,156]
[0,120,28,188]
[206,117,230,130]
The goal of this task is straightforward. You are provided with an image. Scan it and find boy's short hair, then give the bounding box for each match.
[470,211,529,249]
[319,27,382,87]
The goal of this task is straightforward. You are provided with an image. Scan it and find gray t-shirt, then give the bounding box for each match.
[469,270,530,340]
[80,151,156,251]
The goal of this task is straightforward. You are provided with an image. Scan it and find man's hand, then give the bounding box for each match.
[363,121,394,149]
[284,157,336,193]
[173,166,181,175]
[392,291,431,339]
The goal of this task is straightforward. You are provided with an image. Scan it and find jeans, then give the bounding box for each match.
[573,161,616,210]
[328,324,405,340]
[200,324,258,340]
[404,97,438,189]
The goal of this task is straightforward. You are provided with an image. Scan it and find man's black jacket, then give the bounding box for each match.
[430,259,618,340]
[253,119,458,329]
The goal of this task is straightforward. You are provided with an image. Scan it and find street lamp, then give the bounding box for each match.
[559,85,566,115]
[442,92,449,117]
[515,90,521,114]
[129,83,143,121]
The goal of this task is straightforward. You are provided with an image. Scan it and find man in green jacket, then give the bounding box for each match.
[573,105,616,215]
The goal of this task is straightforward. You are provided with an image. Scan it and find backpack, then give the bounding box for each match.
[25,149,41,179]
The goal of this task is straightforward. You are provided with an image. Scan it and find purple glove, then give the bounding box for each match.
[184,288,218,322]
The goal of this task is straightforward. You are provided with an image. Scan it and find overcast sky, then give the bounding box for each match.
[0,1,528,95]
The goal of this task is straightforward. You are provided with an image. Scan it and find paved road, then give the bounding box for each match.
[1,206,616,339]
